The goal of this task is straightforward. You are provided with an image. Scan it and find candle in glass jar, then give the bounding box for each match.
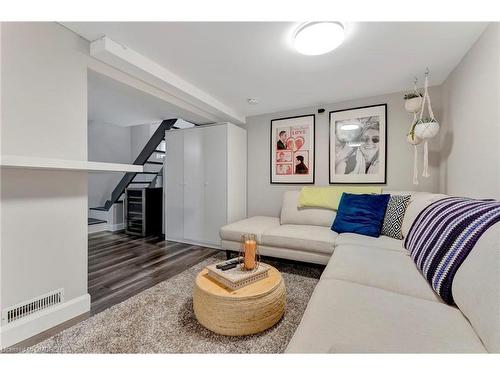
[244,239,257,270]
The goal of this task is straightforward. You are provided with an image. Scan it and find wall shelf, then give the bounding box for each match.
[0,155,143,173]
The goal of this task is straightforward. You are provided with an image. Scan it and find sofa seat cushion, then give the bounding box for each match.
[261,225,338,254]
[336,232,405,253]
[221,240,331,265]
[219,216,280,243]
[322,245,441,302]
[286,279,486,353]
[259,245,331,265]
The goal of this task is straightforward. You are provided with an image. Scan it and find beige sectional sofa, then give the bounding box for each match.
[219,190,500,353]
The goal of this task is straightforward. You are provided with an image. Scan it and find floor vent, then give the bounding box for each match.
[2,289,64,324]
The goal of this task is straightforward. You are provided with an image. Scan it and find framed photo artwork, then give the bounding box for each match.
[270,114,315,184]
[329,104,387,184]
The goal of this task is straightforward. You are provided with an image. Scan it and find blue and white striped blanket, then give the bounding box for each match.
[404,197,500,305]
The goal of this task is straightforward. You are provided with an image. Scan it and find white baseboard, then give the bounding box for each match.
[0,293,90,350]
[165,237,222,250]
[88,222,108,234]
[107,223,125,232]
[88,208,108,221]
[88,223,124,234]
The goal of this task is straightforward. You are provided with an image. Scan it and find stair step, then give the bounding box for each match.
[90,206,108,211]
[145,161,163,165]
[137,171,158,175]
[132,176,155,182]
[129,182,151,185]
[88,218,106,225]
[153,150,165,154]
[133,174,155,181]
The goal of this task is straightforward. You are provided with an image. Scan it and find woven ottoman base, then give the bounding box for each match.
[193,265,286,336]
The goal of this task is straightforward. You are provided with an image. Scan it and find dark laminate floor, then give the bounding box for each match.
[7,231,219,351]
[88,231,219,314]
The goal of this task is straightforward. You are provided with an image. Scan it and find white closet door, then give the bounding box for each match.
[165,130,184,240]
[226,124,247,224]
[183,128,205,243]
[203,125,227,244]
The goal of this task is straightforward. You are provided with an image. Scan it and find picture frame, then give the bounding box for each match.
[329,104,387,184]
[270,114,315,184]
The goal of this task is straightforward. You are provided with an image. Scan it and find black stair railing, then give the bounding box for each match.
[104,118,178,209]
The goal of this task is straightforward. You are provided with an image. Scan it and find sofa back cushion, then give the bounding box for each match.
[281,190,336,227]
[298,186,382,211]
[384,190,448,238]
[452,222,500,353]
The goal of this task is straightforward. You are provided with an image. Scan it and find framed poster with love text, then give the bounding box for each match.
[271,114,315,184]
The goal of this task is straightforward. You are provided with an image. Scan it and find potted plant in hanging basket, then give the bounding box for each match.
[414,118,440,140]
[407,122,422,145]
[404,92,423,113]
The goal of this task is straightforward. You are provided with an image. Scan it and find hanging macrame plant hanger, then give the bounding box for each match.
[407,77,423,185]
[415,70,439,178]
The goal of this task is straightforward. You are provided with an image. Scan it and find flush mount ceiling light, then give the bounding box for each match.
[293,22,345,56]
[340,119,362,131]
[247,98,259,105]
[340,123,361,131]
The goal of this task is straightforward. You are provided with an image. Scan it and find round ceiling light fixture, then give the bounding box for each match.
[340,123,361,131]
[247,98,259,105]
[340,119,362,131]
[293,22,345,56]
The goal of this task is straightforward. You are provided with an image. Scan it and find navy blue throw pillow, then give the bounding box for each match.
[331,193,391,237]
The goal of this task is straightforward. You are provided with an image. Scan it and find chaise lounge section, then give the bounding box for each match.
[221,191,339,264]
[219,190,500,353]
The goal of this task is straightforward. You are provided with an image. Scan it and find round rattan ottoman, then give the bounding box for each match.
[193,264,286,336]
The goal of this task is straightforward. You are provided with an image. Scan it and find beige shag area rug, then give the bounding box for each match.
[25,254,322,353]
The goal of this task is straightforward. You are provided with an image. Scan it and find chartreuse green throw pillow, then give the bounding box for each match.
[298,186,382,211]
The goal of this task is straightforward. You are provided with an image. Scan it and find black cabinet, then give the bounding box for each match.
[125,187,162,236]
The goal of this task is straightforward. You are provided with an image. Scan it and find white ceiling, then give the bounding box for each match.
[72,22,487,118]
[88,69,209,126]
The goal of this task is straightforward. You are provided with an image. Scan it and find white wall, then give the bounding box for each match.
[87,121,163,207]
[0,22,212,348]
[0,22,90,348]
[1,23,88,160]
[440,23,500,199]
[1,170,88,306]
[0,22,3,333]
[244,87,442,217]
[87,121,132,207]
[130,122,162,158]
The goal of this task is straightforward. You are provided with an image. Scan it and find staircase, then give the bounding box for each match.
[88,118,178,231]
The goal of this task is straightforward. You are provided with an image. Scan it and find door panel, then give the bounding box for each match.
[183,128,205,242]
[203,125,227,244]
[165,131,184,240]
